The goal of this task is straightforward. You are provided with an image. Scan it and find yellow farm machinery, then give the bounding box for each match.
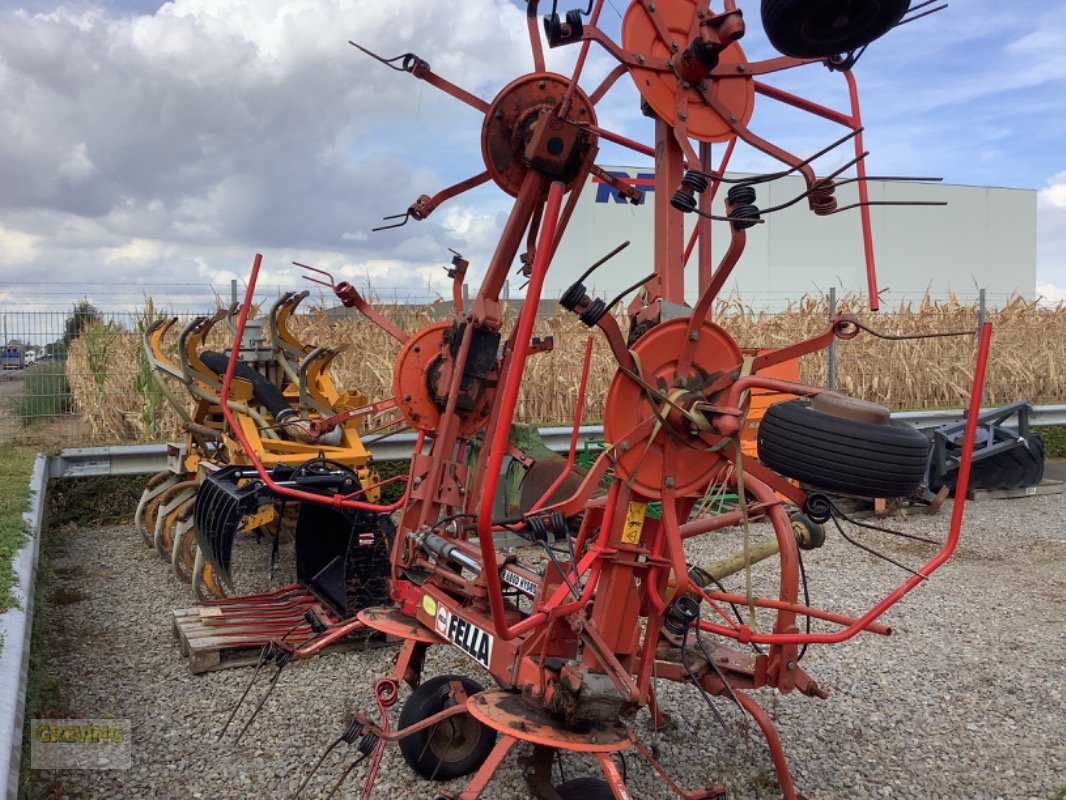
[134,292,396,623]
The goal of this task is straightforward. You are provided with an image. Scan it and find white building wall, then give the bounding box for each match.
[548,167,1036,310]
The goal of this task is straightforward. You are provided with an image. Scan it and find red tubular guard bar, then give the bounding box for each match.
[218,254,409,514]
[701,322,994,646]
[476,181,567,641]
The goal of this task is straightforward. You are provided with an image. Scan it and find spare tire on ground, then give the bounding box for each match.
[930,430,1045,493]
[757,398,931,498]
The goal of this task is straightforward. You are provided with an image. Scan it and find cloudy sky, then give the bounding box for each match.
[1,0,1064,313]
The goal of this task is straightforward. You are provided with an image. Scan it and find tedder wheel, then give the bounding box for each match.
[135,471,179,548]
[171,498,198,583]
[761,0,909,60]
[555,777,616,799]
[192,546,231,601]
[397,675,496,781]
[757,399,931,498]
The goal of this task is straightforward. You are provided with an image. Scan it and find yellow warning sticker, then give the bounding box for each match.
[422,594,437,617]
[621,501,647,544]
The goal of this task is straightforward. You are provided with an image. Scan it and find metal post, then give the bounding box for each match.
[827,287,837,390]
[231,279,238,307]
[978,288,987,404]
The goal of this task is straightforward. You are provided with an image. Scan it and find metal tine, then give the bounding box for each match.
[371,211,412,232]
[833,174,943,188]
[574,240,631,286]
[680,626,728,732]
[288,719,363,800]
[827,199,947,215]
[321,753,371,800]
[217,642,276,740]
[233,653,291,743]
[348,42,424,74]
[896,2,948,28]
[604,272,657,316]
[690,128,862,187]
[829,514,927,578]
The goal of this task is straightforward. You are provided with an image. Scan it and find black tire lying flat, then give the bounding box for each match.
[556,777,616,799]
[761,0,909,59]
[932,431,1045,492]
[757,399,931,498]
[398,675,496,781]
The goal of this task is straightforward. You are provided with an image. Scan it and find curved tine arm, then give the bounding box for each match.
[223,302,240,336]
[183,309,231,391]
[197,306,231,340]
[268,291,312,388]
[270,290,313,361]
[177,316,211,386]
[296,346,342,417]
[144,317,187,381]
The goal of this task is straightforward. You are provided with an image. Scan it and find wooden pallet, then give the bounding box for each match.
[172,604,361,674]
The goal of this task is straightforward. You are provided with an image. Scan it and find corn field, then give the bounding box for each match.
[57,293,1066,443]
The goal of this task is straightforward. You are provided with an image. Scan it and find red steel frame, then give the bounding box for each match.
[215,3,986,798]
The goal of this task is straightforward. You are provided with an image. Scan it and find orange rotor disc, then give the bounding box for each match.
[604,318,742,498]
[622,0,755,142]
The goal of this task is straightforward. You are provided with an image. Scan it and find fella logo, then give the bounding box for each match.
[594,170,655,204]
[436,607,494,668]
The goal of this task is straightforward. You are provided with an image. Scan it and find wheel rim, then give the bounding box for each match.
[427,714,481,765]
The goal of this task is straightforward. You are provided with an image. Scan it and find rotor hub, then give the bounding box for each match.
[481,72,598,196]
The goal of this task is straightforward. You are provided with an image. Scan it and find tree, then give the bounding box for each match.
[55,300,102,356]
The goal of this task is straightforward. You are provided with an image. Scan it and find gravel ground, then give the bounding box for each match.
[28,489,1066,800]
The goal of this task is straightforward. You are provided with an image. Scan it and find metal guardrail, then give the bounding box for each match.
[43,405,1066,479]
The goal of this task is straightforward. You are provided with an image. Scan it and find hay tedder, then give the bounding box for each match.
[211,1,990,798]
[134,292,398,634]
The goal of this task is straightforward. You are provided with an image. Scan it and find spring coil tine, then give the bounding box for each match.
[726,183,757,206]
[348,42,428,74]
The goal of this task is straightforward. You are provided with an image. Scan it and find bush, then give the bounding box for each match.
[1037,425,1066,458]
[12,360,71,426]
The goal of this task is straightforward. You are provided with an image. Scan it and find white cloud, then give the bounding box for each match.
[0,0,1063,313]
[1036,283,1066,308]
[0,224,40,265]
[1039,170,1066,211]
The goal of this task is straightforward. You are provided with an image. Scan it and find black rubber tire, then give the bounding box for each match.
[556,777,616,800]
[932,431,1045,492]
[398,675,496,781]
[761,0,909,59]
[757,399,931,498]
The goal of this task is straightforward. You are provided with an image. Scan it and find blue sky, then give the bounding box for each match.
[1,0,1064,310]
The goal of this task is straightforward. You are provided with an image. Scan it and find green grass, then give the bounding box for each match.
[12,361,71,425]
[0,446,35,613]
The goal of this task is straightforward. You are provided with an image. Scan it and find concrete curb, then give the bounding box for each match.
[0,454,48,800]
